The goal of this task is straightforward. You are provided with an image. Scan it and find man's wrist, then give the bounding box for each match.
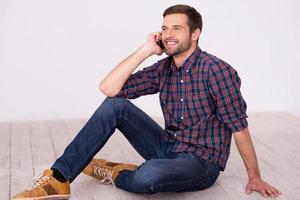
[138,43,155,58]
[248,173,261,181]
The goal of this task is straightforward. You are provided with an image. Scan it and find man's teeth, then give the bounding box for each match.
[167,41,176,45]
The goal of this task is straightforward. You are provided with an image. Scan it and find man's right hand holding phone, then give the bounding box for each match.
[141,32,164,56]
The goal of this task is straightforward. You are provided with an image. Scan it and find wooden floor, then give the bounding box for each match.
[0,112,299,200]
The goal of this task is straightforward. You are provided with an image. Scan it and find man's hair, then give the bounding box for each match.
[163,4,202,33]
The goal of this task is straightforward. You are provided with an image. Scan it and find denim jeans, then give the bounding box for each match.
[52,97,220,194]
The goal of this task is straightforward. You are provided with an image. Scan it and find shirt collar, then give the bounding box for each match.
[170,46,202,74]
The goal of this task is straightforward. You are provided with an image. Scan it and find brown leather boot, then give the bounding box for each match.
[83,159,138,185]
[13,169,70,200]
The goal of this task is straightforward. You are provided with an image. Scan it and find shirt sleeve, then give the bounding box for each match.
[113,61,161,99]
[208,61,248,133]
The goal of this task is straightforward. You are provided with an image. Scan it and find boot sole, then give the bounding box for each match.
[12,194,70,200]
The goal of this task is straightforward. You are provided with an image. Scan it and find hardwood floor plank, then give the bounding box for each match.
[249,126,300,167]
[249,112,300,142]
[29,120,56,175]
[0,123,10,200]
[250,134,300,183]
[9,121,34,199]
[48,119,74,159]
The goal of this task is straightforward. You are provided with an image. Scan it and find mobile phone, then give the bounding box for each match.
[156,39,164,50]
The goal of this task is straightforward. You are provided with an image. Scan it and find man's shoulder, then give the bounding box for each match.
[200,50,236,74]
[200,50,230,67]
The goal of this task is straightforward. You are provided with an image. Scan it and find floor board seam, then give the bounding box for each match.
[8,122,12,200]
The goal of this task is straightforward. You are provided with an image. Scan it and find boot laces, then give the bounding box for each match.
[27,173,50,190]
[93,166,115,186]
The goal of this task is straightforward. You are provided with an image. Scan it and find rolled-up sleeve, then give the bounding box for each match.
[208,62,248,133]
[113,61,162,99]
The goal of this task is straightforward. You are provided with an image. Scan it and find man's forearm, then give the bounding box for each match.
[233,127,261,180]
[99,45,152,97]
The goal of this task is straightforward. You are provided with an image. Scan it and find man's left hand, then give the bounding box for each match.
[246,177,281,198]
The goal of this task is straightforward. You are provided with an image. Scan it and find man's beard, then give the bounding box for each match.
[164,39,192,56]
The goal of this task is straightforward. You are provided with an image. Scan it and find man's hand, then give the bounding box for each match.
[142,32,164,56]
[246,177,281,198]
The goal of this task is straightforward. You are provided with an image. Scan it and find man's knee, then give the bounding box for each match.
[102,97,130,107]
[128,163,167,193]
[98,97,130,113]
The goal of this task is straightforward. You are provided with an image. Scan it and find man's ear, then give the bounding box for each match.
[191,28,201,42]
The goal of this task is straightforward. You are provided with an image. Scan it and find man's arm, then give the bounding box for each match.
[233,127,281,198]
[99,32,163,97]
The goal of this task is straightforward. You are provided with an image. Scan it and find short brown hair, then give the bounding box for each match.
[163,4,202,33]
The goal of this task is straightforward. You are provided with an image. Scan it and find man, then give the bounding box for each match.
[13,4,281,199]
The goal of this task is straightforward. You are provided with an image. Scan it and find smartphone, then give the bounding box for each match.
[156,39,164,50]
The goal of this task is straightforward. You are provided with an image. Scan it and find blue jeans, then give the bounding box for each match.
[52,97,220,194]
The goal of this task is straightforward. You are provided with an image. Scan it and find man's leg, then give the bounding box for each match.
[115,152,220,194]
[14,96,169,199]
[52,96,168,182]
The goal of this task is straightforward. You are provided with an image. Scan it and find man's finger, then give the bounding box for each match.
[259,189,269,198]
[153,32,161,40]
[270,187,280,195]
[266,188,276,198]
[267,186,280,197]
[274,189,281,197]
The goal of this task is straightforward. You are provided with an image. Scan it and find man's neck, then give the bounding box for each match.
[173,45,197,67]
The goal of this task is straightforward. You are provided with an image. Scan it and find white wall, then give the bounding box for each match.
[0,0,299,122]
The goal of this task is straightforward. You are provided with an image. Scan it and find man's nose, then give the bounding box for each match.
[162,30,174,39]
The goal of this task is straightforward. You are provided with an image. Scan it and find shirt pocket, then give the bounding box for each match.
[185,93,210,125]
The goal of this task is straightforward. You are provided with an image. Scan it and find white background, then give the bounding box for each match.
[0,0,299,122]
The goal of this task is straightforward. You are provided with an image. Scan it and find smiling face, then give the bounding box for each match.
[161,13,199,58]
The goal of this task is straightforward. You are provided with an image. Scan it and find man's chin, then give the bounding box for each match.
[165,49,179,56]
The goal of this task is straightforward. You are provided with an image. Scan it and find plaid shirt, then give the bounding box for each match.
[115,47,248,170]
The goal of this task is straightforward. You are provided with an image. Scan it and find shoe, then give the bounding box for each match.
[13,169,70,200]
[83,159,138,185]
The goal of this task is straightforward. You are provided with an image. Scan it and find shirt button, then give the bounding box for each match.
[180,116,184,120]
[186,69,189,73]
[180,98,184,102]
[174,133,177,137]
[180,80,183,83]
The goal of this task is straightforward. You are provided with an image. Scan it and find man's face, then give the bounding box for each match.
[161,14,194,56]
